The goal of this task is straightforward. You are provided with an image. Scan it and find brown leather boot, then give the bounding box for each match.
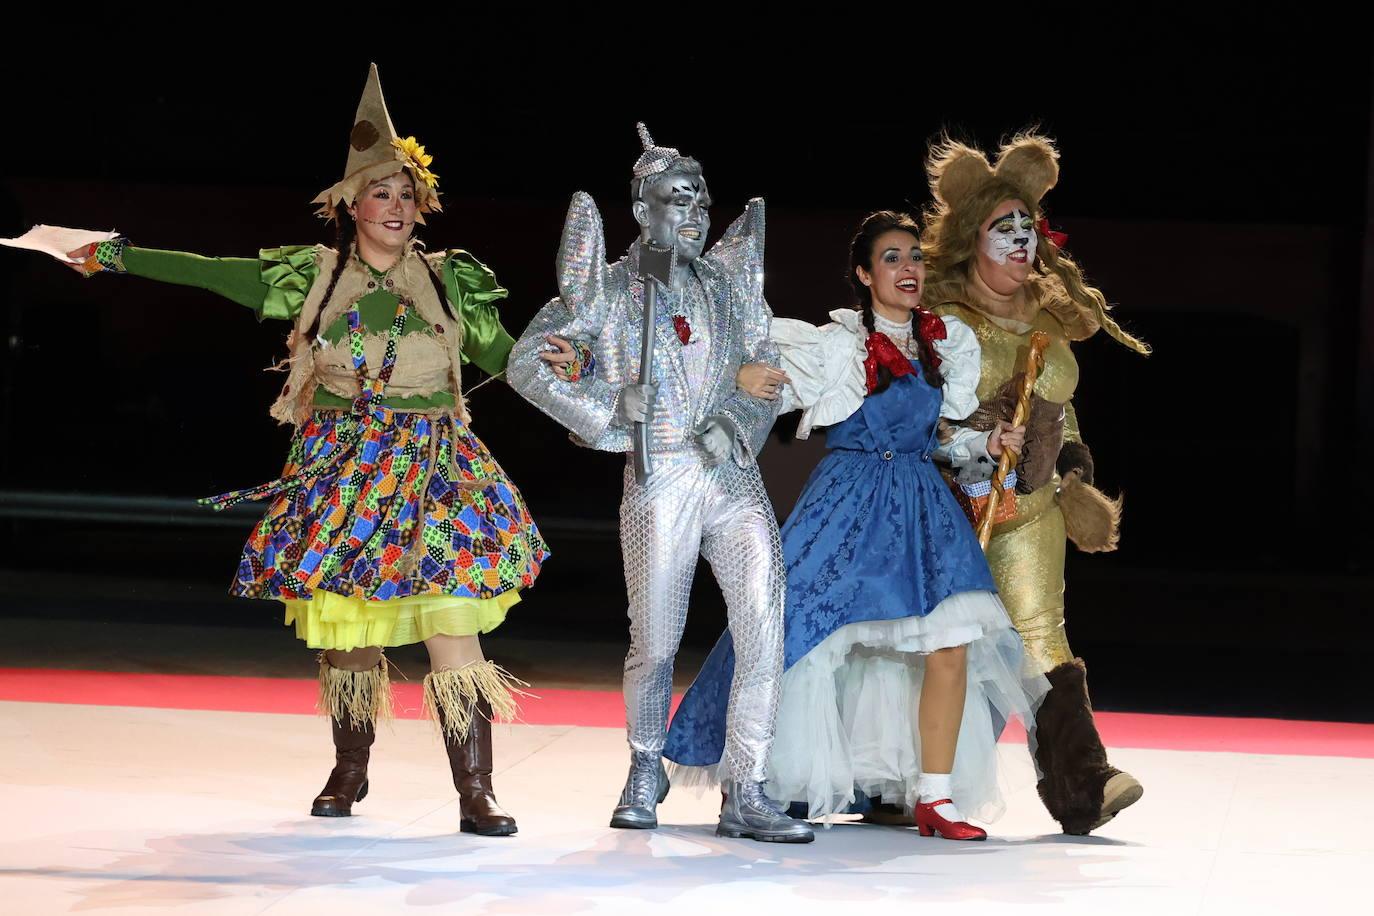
[311,716,374,817]
[310,656,389,817]
[441,697,517,836]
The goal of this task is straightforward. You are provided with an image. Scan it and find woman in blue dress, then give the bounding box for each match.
[665,211,1046,839]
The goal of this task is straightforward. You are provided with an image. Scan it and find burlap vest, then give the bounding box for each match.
[269,245,468,426]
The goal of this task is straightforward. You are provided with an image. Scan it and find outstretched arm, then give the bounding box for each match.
[122,247,273,312]
[64,235,317,320]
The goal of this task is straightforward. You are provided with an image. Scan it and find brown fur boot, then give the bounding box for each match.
[1033,658,1142,835]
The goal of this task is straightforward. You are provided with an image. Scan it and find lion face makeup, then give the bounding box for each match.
[975,198,1037,294]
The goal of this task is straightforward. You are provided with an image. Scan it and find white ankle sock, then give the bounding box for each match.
[916,772,964,822]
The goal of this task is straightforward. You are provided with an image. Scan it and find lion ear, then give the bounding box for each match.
[993,133,1060,206]
[927,138,995,212]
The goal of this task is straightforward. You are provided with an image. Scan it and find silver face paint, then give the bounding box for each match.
[639,170,712,264]
[982,208,1037,266]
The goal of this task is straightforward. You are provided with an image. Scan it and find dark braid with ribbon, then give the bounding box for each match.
[848,210,945,394]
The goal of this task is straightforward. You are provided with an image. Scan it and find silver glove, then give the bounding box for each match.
[695,418,734,467]
[615,383,658,426]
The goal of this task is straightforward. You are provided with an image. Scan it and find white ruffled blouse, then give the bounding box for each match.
[773,309,993,470]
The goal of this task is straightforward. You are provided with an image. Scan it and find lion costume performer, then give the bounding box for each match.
[922,132,1149,835]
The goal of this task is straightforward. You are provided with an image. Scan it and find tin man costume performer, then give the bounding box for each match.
[922,133,1150,835]
[508,125,813,843]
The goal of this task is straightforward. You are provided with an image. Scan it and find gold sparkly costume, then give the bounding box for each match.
[923,133,1148,835]
[936,300,1082,674]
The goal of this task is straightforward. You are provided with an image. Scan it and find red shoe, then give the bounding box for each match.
[914,799,987,841]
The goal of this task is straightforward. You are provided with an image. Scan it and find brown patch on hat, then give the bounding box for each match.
[350,120,381,151]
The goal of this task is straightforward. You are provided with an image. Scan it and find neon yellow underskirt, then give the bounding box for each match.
[283,589,521,651]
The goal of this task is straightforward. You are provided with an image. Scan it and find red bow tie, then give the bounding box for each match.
[864,309,947,394]
[864,332,913,393]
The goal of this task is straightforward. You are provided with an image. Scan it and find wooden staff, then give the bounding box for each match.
[976,330,1049,549]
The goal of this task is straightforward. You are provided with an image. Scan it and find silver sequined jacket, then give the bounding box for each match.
[507,192,782,464]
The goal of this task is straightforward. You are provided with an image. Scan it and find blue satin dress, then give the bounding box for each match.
[664,361,996,769]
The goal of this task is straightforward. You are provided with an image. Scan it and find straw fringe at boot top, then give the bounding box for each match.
[424,661,530,837]
[312,656,393,817]
[318,654,396,727]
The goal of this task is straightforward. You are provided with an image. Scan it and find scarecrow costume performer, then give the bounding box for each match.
[42,65,548,836]
[922,132,1149,835]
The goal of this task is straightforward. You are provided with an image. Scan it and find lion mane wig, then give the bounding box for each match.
[920,131,1149,355]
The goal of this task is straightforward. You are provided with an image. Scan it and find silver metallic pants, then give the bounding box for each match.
[620,449,785,783]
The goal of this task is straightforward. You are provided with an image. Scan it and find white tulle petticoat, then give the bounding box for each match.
[673,589,1048,824]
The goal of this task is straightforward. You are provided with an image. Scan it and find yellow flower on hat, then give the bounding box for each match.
[413,165,439,189]
[393,136,432,168]
[393,136,439,189]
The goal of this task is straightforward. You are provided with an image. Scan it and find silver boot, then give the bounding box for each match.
[717,780,814,843]
[609,751,670,829]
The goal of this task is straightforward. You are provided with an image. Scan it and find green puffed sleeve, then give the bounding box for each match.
[442,249,515,378]
[258,245,323,322]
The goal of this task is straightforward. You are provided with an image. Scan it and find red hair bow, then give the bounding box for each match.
[1037,217,1068,250]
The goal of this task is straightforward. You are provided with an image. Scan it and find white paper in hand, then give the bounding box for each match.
[0,225,119,263]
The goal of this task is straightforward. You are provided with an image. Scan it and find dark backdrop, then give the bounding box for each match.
[2,18,1371,715]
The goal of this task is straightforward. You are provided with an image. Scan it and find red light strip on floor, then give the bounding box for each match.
[2,667,1371,758]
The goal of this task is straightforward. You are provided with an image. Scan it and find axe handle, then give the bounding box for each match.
[633,279,657,485]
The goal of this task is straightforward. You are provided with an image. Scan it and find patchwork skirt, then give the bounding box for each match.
[226,408,548,650]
